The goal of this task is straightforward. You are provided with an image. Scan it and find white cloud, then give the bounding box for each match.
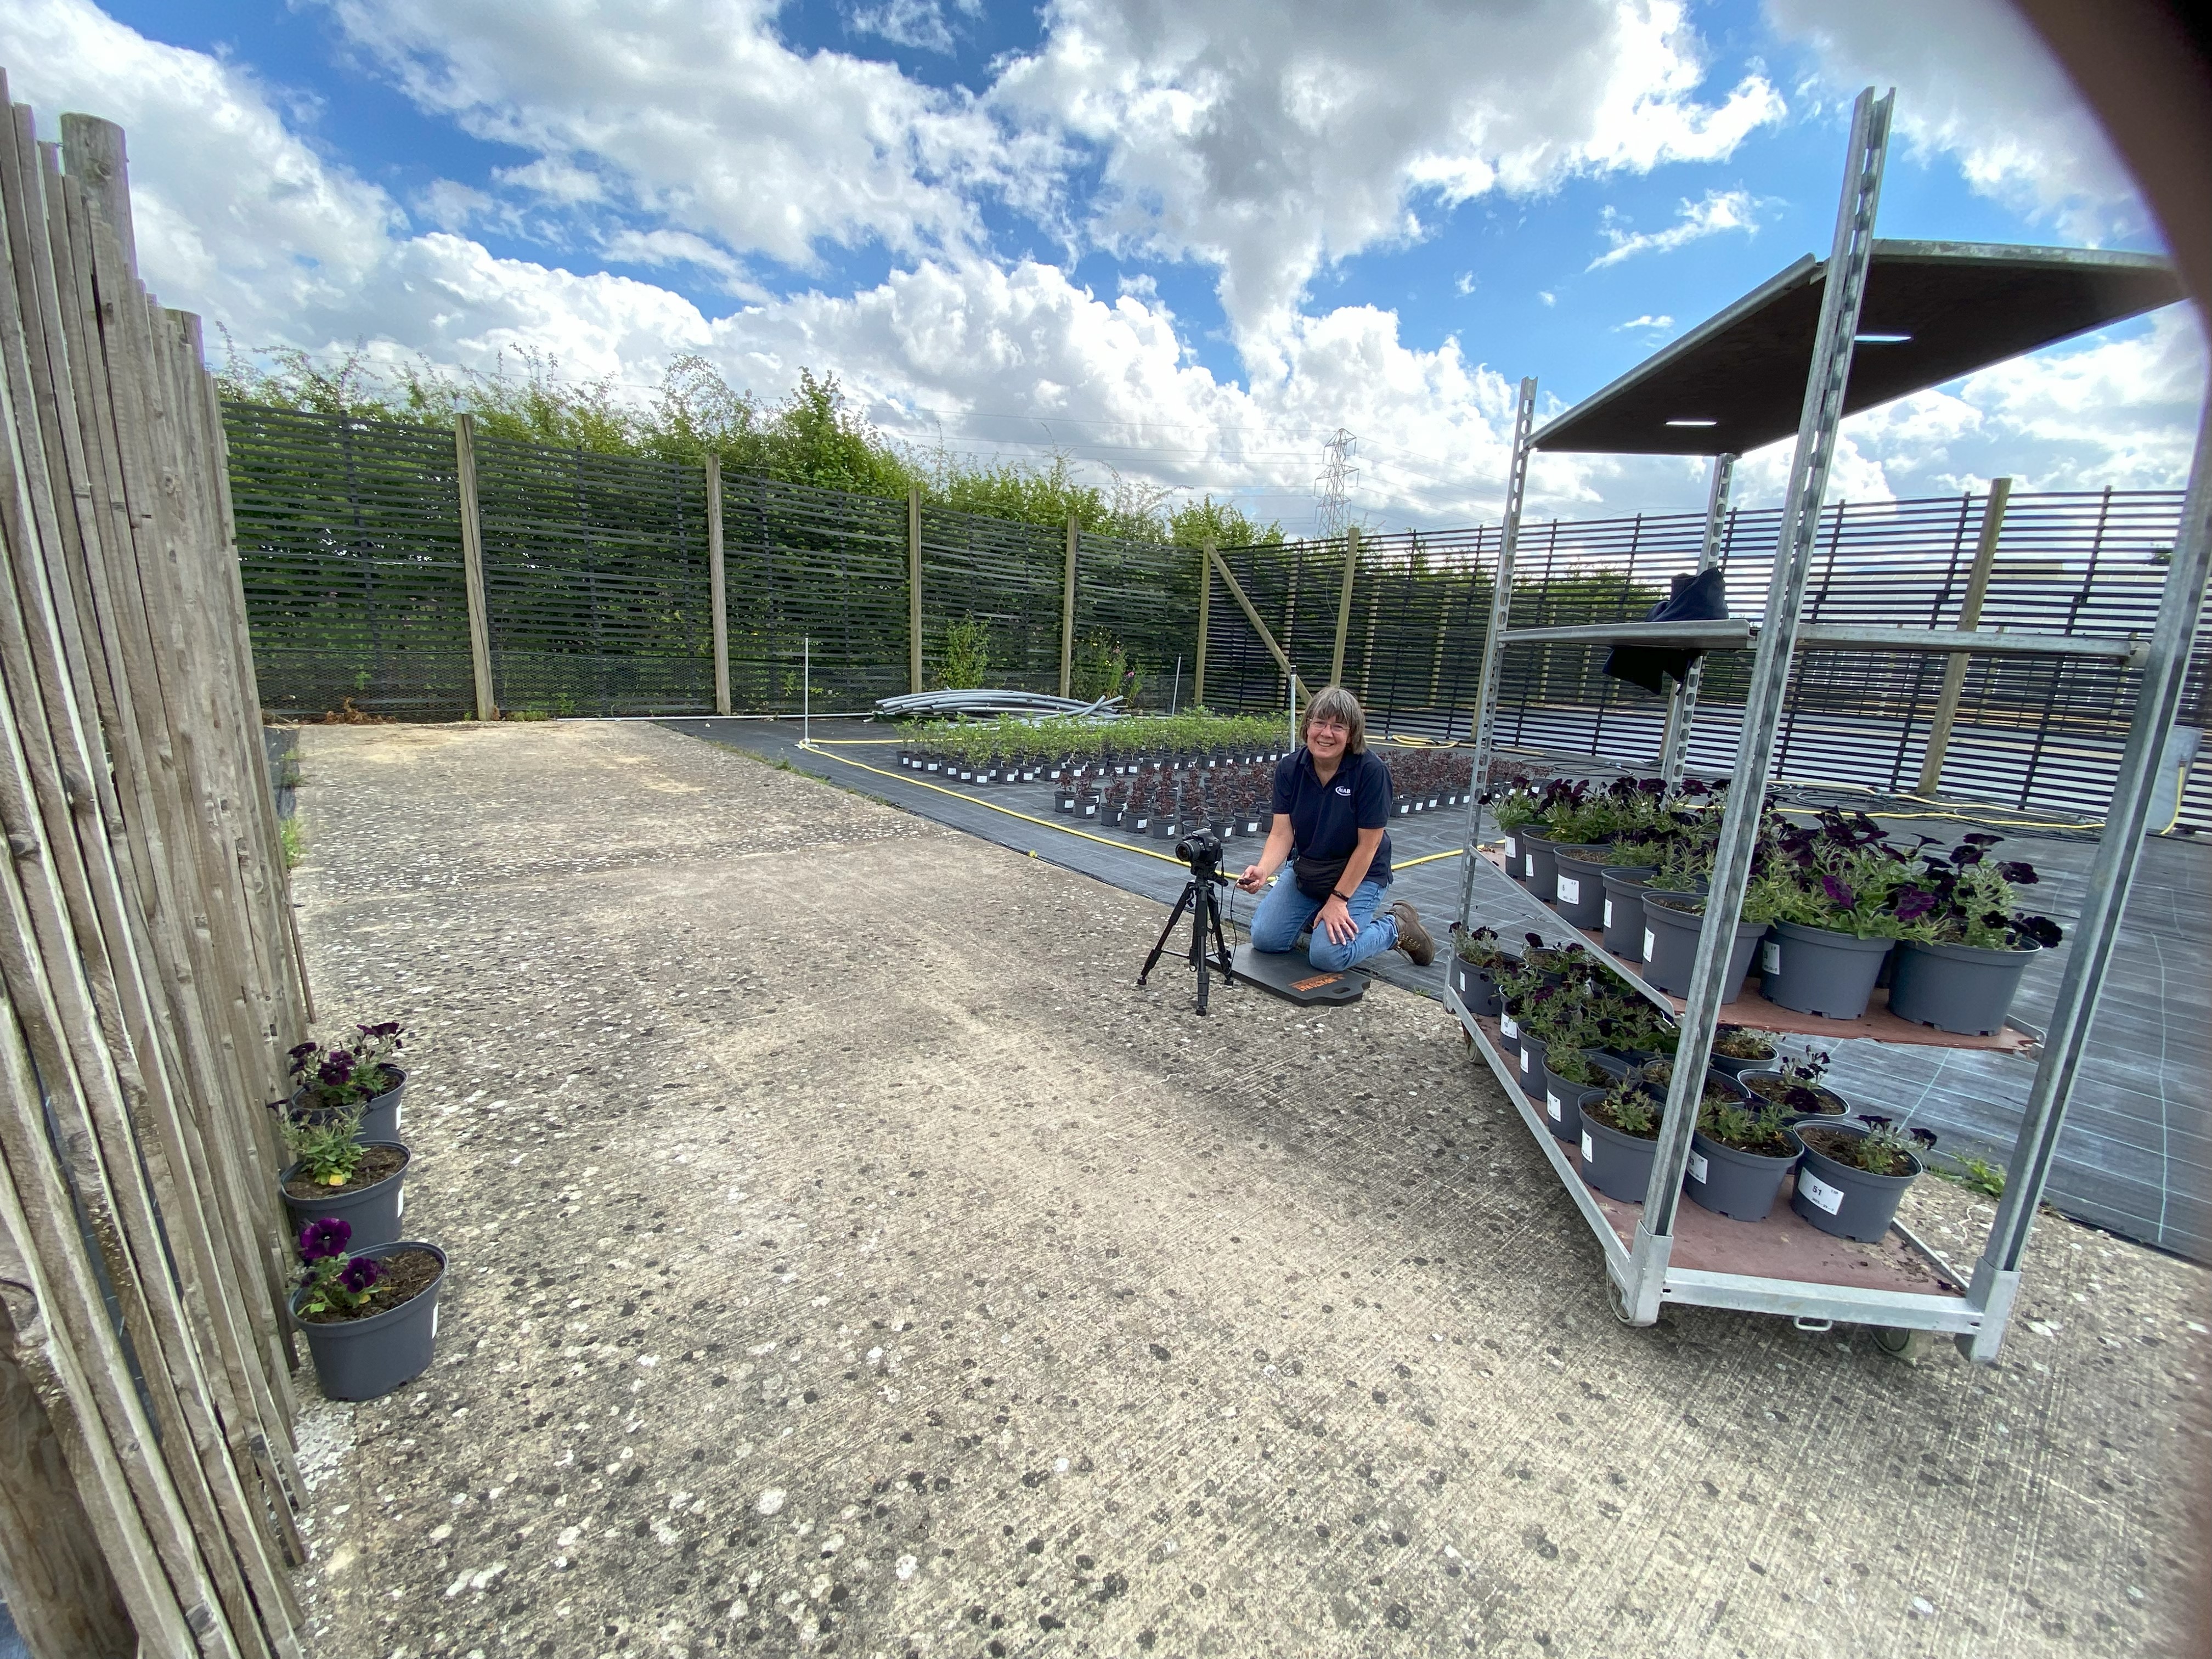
[1539,290,1557,307]
[993,0,1783,343]
[1587,187,1761,270]
[600,229,764,298]
[1614,314,1674,331]
[848,0,981,54]
[1764,0,2146,241]
[1454,272,1475,297]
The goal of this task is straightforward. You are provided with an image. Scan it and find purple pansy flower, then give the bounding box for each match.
[299,1217,352,1260]
[339,1257,382,1294]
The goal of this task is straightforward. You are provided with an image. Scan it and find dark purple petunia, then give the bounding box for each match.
[1964,832,2001,847]
[1859,1115,1892,1132]
[1908,1127,1939,1150]
[1638,777,1666,795]
[1949,843,1984,866]
[1892,887,1937,923]
[299,1217,352,1260]
[2017,915,2064,949]
[1525,932,1544,948]
[1998,861,2039,885]
[339,1257,382,1294]
[1820,874,1856,909]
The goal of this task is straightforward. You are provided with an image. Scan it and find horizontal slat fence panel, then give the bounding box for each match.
[720,473,910,712]
[1073,530,1202,707]
[226,403,475,719]
[471,436,713,717]
[917,506,1064,693]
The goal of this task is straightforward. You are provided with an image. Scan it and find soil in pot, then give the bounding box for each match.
[292,1240,448,1401]
[1685,1098,1802,1222]
[295,1066,408,1144]
[1887,939,2036,1036]
[294,1247,442,1324]
[1707,1029,1780,1079]
[1640,898,1762,1000]
[1599,868,1657,959]
[1759,922,1893,1020]
[1791,1123,1923,1243]
[280,1143,410,1252]
[1742,1071,1850,1119]
[1550,848,1612,930]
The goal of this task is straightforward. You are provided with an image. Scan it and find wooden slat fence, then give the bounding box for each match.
[0,76,312,1658]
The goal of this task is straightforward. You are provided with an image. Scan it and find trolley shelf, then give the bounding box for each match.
[1497,618,2147,665]
[1446,978,1980,1332]
[1470,847,2033,1051]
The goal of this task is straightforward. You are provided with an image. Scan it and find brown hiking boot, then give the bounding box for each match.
[1390,900,1436,966]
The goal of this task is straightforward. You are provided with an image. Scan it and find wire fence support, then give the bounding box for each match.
[455,412,496,720]
[1915,476,2012,795]
[707,453,730,715]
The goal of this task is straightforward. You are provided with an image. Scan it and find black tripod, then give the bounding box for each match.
[1138,832,1237,1014]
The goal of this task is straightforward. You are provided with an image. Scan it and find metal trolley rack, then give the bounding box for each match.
[1446,88,2208,1361]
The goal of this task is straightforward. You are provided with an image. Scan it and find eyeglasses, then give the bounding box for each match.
[1308,718,1350,734]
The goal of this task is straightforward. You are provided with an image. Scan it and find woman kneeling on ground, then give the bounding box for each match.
[1235,685,1435,973]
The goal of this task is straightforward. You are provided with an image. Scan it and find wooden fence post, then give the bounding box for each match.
[707,454,730,715]
[1194,539,1211,709]
[1330,525,1359,688]
[907,484,924,694]
[1915,477,2011,797]
[1059,514,1079,699]
[455,413,498,719]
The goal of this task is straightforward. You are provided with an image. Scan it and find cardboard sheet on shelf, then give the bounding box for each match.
[1470,1015,1966,1299]
[1474,846,2029,1052]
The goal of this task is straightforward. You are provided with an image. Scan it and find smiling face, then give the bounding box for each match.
[1305,713,1349,764]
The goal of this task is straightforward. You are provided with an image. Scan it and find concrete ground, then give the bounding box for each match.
[286,720,2210,1659]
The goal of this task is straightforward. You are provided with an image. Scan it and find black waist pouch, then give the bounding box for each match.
[1293,853,1351,901]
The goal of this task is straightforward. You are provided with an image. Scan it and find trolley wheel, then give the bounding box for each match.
[1872,1326,1929,1361]
[1606,1275,1638,1327]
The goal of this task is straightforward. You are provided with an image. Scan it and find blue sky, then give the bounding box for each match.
[5,0,2203,529]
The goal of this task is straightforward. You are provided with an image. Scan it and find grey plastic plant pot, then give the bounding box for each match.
[1494,1009,1521,1058]
[1790,1124,1922,1243]
[1550,848,1612,930]
[292,1240,448,1402]
[279,1143,411,1252]
[1539,1064,1605,1145]
[1499,827,1533,889]
[1578,1114,1661,1205]
[1886,938,2038,1036]
[1759,923,1893,1020]
[1598,868,1658,957]
[1447,956,1505,1017]
[1639,898,1763,1000]
[1513,1032,1549,1103]
[1685,1127,1803,1222]
[1520,830,1564,898]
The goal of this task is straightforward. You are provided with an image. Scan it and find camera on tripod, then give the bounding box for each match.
[1175,829,1226,878]
[1140,830,1236,1012]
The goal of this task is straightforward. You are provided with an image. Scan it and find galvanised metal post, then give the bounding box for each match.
[1658,452,1736,791]
[1456,376,1538,930]
[1958,391,2212,1361]
[1623,87,1893,1325]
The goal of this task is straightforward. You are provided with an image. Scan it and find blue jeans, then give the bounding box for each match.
[1248,874,1400,972]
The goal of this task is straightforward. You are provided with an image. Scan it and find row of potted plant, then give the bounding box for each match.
[1492,777,2063,1035]
[272,1023,448,1400]
[896,711,1292,776]
[1449,928,1938,1240]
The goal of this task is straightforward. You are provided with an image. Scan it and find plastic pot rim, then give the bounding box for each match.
[279,1141,410,1200]
[288,1239,448,1337]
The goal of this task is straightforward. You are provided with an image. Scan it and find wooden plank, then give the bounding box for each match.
[907,484,923,693]
[1059,515,1077,699]
[1194,539,1210,709]
[707,453,730,715]
[1330,526,1358,687]
[1915,477,2011,795]
[455,414,497,718]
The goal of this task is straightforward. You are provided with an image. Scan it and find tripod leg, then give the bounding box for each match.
[1190,878,1214,1014]
[1205,885,1234,974]
[1138,884,1199,986]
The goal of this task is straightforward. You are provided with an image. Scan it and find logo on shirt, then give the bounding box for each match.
[1334,785,1352,797]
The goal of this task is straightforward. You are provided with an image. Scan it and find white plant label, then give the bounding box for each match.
[1500,1014,1518,1040]
[431,1304,439,1339]
[1556,876,1580,905]
[1799,1169,1846,1215]
[1504,835,1517,859]
[393,1106,402,1133]
[1520,1047,1532,1074]
[1643,928,1657,961]
[1546,1092,1562,1122]
[1602,899,1614,928]
[1525,854,1537,879]
[1687,1151,1708,1184]
[1580,1132,1594,1162]
[1763,941,1782,975]
[396,1187,405,1217]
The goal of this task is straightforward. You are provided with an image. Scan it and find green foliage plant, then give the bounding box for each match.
[937,619,993,690]
[1808,1115,1934,1177]
[1697,1093,1799,1157]
[1588,1082,1658,1138]
[275,1104,365,1188]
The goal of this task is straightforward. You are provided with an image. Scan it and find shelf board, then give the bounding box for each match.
[1447,985,1973,1321]
[1494,619,2146,666]
[1473,848,2032,1052]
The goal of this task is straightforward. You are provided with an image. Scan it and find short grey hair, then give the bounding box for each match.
[1301,685,1368,754]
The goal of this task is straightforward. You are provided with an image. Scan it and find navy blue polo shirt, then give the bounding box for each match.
[1273,747,1393,887]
